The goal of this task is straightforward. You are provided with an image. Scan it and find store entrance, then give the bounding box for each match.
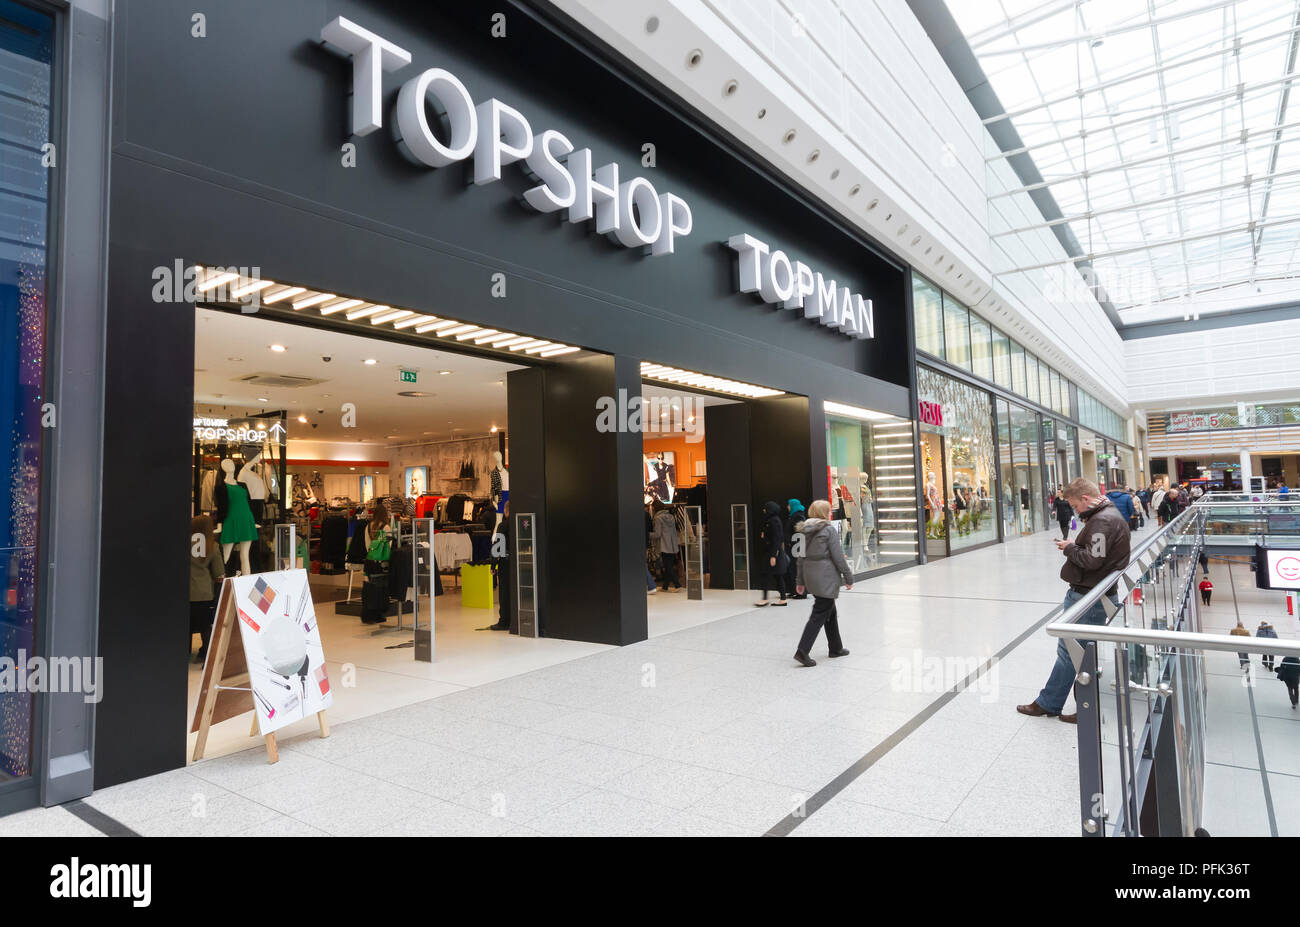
[187,308,593,761]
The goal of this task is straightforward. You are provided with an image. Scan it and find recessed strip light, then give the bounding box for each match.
[524,342,558,354]
[538,345,580,357]
[347,304,386,321]
[196,271,239,292]
[640,361,783,398]
[414,319,460,334]
[292,292,335,310]
[263,286,305,304]
[230,279,275,298]
[510,339,550,351]
[457,328,494,341]
[440,324,480,338]
[476,331,517,345]
[318,298,364,316]
[393,314,435,329]
[495,336,534,348]
[371,309,414,325]
[824,400,891,421]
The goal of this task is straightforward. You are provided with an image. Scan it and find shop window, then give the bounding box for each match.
[1038,362,1052,413]
[942,296,970,371]
[969,313,993,382]
[824,406,918,574]
[996,400,1016,540]
[1009,340,1027,396]
[0,0,54,784]
[991,327,1011,389]
[1000,402,1042,535]
[1024,352,1040,405]
[911,274,944,359]
[917,367,997,554]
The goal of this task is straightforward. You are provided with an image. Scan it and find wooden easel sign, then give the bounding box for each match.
[190,569,331,764]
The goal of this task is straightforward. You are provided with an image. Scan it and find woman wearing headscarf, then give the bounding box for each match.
[792,499,854,666]
[755,500,789,606]
[785,498,806,599]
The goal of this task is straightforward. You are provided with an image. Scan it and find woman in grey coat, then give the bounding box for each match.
[793,499,854,667]
[652,504,682,591]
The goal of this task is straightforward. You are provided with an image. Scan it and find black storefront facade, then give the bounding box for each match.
[15,0,929,807]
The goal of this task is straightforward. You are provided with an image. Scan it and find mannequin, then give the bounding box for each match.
[241,451,267,523]
[217,458,258,575]
[491,451,509,531]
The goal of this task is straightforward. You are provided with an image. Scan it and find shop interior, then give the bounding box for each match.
[638,380,761,628]
[188,308,614,760]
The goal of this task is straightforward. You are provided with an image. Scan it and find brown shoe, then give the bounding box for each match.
[1015,701,1058,718]
[1058,713,1077,724]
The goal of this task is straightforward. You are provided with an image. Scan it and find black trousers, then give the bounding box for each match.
[1287,681,1298,707]
[493,560,511,629]
[797,596,843,654]
[1058,517,1070,539]
[189,599,216,657]
[659,552,680,589]
[1201,590,1211,605]
[760,568,788,600]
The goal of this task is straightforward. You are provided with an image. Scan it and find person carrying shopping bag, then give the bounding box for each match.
[792,499,854,667]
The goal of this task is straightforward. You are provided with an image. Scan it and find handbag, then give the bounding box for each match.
[1069,516,1078,531]
[366,526,391,562]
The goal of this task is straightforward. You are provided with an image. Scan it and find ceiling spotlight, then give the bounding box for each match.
[363,358,377,365]
[297,415,308,423]
[270,344,286,352]
[438,370,452,376]
[490,425,498,433]
[256,397,268,402]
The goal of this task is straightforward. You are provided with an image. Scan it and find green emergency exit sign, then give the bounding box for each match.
[399,368,418,384]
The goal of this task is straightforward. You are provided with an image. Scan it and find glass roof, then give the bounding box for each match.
[950,0,1300,323]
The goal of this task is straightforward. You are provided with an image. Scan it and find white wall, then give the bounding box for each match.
[549,0,1131,415]
[1124,319,1300,408]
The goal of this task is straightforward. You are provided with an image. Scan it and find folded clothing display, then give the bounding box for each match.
[433,531,473,569]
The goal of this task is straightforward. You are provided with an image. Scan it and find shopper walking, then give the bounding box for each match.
[652,503,682,592]
[755,500,790,606]
[1198,577,1213,605]
[1157,490,1179,526]
[792,499,854,667]
[1276,655,1300,708]
[785,499,807,599]
[1230,620,1251,670]
[1257,621,1279,672]
[1053,492,1073,540]
[1138,486,1151,518]
[1017,478,1130,723]
[189,515,225,664]
[1152,485,1167,524]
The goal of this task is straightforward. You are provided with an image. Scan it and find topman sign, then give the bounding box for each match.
[727,234,874,340]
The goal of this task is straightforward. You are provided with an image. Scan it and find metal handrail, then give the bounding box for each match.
[1045,623,1300,654]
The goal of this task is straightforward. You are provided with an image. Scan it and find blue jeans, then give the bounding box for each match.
[1037,587,1119,714]
[645,565,656,591]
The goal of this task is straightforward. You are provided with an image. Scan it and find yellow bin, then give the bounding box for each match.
[460,563,495,609]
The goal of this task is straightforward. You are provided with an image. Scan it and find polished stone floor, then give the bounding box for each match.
[9,517,1276,837]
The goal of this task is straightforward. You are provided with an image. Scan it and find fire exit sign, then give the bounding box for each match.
[398,368,418,384]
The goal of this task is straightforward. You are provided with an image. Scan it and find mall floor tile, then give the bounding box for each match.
[9,523,1287,837]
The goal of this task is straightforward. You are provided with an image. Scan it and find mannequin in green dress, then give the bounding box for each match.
[218,458,258,574]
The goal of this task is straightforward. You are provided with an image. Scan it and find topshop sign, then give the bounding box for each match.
[317,17,873,341]
[319,17,692,256]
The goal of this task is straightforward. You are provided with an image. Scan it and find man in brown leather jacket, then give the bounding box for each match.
[1017,478,1131,723]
